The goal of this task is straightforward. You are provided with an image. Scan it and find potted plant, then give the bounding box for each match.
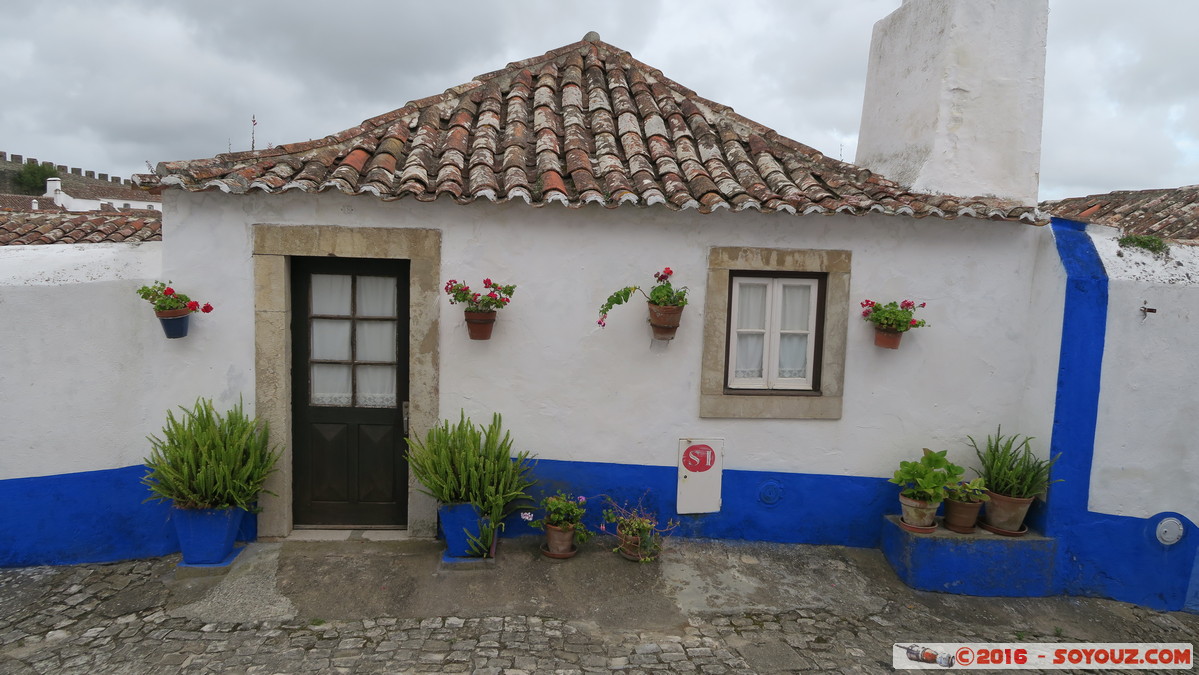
[943,477,990,534]
[597,267,689,339]
[888,448,964,533]
[525,491,594,559]
[602,497,679,562]
[860,299,927,349]
[142,398,280,565]
[969,427,1061,536]
[444,278,516,340]
[136,281,214,339]
[405,411,535,559]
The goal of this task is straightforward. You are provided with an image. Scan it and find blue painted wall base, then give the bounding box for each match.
[880,516,1057,597]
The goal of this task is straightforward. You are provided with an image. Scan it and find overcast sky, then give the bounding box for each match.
[3,1,1196,202]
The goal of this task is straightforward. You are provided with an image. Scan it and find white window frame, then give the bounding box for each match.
[727,276,820,391]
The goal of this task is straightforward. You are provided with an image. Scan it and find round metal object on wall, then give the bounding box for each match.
[1155,517,1184,546]
[758,480,784,506]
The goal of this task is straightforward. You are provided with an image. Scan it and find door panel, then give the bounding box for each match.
[292,257,410,527]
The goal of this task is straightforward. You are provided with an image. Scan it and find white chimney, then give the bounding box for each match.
[44,177,62,197]
[855,0,1048,205]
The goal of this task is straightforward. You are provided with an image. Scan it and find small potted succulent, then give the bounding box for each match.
[444,278,516,340]
[597,267,689,339]
[943,477,990,534]
[888,448,964,533]
[136,281,214,339]
[602,497,679,562]
[860,299,927,349]
[525,491,594,559]
[969,427,1061,536]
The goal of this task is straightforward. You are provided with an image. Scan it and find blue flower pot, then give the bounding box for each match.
[172,506,244,565]
[438,503,482,558]
[155,310,191,339]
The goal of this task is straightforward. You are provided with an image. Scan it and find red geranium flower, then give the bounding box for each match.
[162,287,175,297]
[201,303,214,313]
[187,300,199,311]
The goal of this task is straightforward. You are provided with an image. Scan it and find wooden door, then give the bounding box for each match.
[291,257,410,527]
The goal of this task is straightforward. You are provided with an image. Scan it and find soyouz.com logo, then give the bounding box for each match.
[893,643,1192,669]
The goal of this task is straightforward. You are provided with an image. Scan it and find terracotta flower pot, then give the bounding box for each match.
[943,499,984,534]
[617,525,658,561]
[463,310,497,340]
[873,327,903,349]
[543,523,578,559]
[898,494,940,529]
[647,303,683,340]
[982,490,1034,534]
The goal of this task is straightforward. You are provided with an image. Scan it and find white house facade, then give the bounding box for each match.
[2,1,1196,614]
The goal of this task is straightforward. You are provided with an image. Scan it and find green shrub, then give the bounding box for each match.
[405,411,535,556]
[142,398,281,510]
[14,163,59,195]
[1117,234,1168,255]
[968,427,1061,499]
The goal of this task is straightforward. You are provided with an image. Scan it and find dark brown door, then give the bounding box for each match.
[291,257,410,527]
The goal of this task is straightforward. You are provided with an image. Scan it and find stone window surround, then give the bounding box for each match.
[252,224,441,538]
[700,246,850,420]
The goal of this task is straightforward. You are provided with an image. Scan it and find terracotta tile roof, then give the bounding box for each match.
[142,36,1040,224]
[0,210,161,245]
[0,195,64,212]
[1043,186,1199,243]
[64,181,162,204]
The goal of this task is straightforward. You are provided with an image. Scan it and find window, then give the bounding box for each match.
[700,246,850,420]
[727,274,824,391]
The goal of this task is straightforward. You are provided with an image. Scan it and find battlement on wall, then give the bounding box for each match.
[0,150,135,186]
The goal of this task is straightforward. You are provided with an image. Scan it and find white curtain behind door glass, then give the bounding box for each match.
[778,284,810,378]
[356,365,396,407]
[356,321,395,362]
[312,275,351,315]
[311,364,352,406]
[311,319,351,360]
[734,283,767,378]
[356,276,396,317]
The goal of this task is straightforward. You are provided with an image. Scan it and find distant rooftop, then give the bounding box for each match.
[1043,186,1199,243]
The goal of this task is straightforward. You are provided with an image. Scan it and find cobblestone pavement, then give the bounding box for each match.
[1,539,1196,674]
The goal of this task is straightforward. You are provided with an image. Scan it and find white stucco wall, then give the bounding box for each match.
[0,242,201,479]
[1089,229,1199,522]
[162,190,1061,487]
[856,0,1048,204]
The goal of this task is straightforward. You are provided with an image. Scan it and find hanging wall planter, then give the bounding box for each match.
[861,299,928,348]
[873,327,902,349]
[444,278,516,341]
[136,281,215,340]
[463,311,497,340]
[647,302,684,340]
[155,308,193,339]
[597,267,688,341]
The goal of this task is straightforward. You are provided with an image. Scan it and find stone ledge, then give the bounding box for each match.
[880,515,1058,597]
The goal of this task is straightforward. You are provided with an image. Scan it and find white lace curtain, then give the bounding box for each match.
[734,280,810,381]
[310,274,397,408]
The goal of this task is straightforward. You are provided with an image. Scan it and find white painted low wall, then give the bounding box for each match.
[1089,229,1199,522]
[0,242,170,479]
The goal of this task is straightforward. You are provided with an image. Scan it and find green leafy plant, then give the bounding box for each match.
[945,477,991,503]
[524,491,594,544]
[14,162,59,195]
[405,412,535,557]
[136,281,214,314]
[597,267,688,327]
[1117,234,1168,255]
[860,299,928,333]
[444,278,516,312]
[142,398,281,510]
[889,448,964,503]
[602,496,679,562]
[968,427,1061,499]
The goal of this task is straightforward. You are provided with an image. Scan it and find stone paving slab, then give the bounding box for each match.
[1,537,1196,673]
